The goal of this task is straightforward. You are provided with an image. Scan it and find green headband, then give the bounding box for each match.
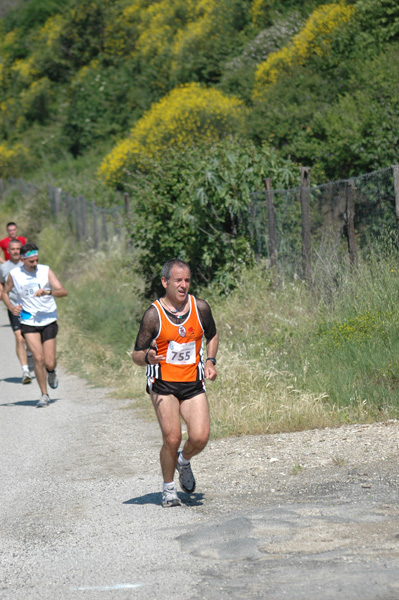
[21,250,38,258]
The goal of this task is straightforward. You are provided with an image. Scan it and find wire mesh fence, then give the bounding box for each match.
[1,165,398,280]
[247,165,399,280]
[0,178,125,250]
[48,186,125,248]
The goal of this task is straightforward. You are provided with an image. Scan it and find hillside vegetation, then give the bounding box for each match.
[1,0,398,186]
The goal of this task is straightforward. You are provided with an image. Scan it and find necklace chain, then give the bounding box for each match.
[161,297,187,315]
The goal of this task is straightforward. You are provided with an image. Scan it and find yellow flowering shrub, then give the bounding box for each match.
[36,14,63,48]
[170,11,212,73]
[250,0,273,29]
[10,57,39,86]
[102,1,154,57]
[98,82,244,186]
[0,142,31,177]
[123,0,152,20]
[0,29,19,56]
[254,2,355,98]
[169,0,240,81]
[135,0,189,60]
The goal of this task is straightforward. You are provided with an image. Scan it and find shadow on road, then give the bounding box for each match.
[0,398,59,408]
[124,492,163,506]
[0,376,24,384]
[0,399,38,407]
[124,492,204,507]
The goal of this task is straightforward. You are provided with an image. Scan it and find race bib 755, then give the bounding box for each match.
[166,341,196,365]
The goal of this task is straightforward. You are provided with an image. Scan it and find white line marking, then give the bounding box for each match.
[73,583,143,591]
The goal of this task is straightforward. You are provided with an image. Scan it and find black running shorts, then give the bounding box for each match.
[7,310,21,331]
[149,379,206,401]
[21,321,58,342]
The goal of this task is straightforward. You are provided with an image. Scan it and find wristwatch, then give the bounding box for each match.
[206,357,216,366]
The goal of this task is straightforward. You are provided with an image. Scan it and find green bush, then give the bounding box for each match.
[169,0,252,86]
[127,137,299,296]
[281,43,399,179]
[356,0,399,46]
[3,0,64,34]
[63,61,138,156]
[309,44,399,179]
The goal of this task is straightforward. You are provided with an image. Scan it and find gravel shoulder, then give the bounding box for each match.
[1,306,399,600]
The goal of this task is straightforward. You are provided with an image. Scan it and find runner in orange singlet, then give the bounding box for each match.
[133,259,218,507]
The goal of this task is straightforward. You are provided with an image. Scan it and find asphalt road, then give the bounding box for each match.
[1,305,399,600]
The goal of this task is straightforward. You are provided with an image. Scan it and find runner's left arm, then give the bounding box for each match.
[197,298,218,381]
[34,268,68,298]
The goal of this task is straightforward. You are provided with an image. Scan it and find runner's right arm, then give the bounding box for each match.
[1,274,21,315]
[132,305,165,367]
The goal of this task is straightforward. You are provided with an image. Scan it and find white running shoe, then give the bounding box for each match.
[47,370,58,389]
[36,394,50,408]
[22,371,32,385]
[161,484,181,508]
[176,452,196,494]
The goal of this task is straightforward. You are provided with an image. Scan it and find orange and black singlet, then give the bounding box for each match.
[146,294,205,383]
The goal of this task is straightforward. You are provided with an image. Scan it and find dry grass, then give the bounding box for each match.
[208,346,334,438]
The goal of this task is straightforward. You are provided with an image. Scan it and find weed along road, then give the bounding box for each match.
[1,305,399,600]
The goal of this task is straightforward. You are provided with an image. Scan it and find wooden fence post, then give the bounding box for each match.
[300,167,312,283]
[345,179,358,266]
[92,203,99,249]
[48,185,54,216]
[393,165,399,240]
[73,196,81,240]
[264,178,277,268]
[78,196,87,240]
[102,210,109,245]
[124,192,130,218]
[54,187,62,218]
[112,207,121,237]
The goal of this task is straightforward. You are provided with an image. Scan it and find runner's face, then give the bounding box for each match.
[22,255,39,272]
[8,244,21,262]
[163,266,191,304]
[7,225,17,239]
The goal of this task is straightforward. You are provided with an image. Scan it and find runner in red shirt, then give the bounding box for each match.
[0,222,26,263]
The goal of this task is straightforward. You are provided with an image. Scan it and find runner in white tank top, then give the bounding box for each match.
[11,263,58,326]
[2,243,68,407]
